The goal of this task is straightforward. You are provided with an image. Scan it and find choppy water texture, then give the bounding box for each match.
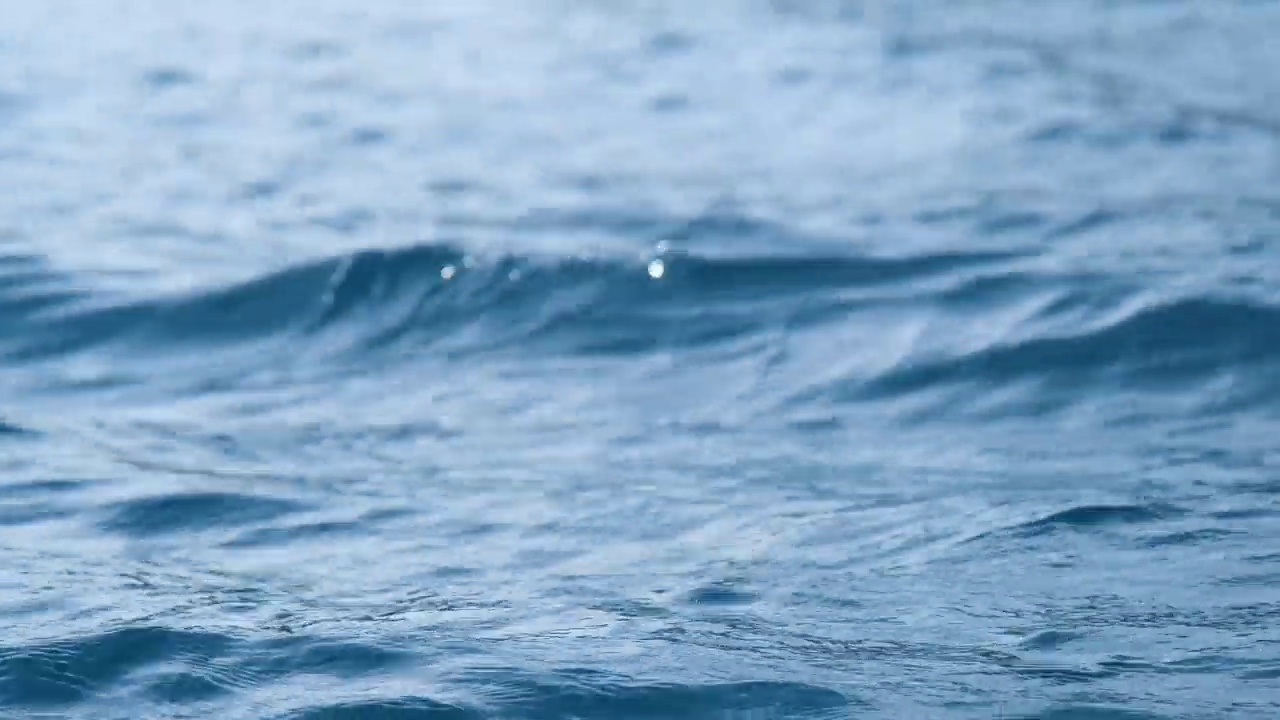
[3,1,1280,718]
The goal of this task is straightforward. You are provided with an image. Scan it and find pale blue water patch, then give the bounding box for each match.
[3,1,1280,719]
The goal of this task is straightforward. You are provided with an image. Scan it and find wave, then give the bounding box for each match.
[975,503,1188,543]
[6,242,1280,416]
[0,242,1023,364]
[848,295,1280,412]
[0,623,1192,719]
[0,625,854,719]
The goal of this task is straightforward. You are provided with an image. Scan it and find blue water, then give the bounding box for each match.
[3,2,1280,718]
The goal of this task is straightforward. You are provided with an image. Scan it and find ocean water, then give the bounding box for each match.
[3,1,1280,718]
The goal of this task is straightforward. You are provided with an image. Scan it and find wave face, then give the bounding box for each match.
[4,2,1280,719]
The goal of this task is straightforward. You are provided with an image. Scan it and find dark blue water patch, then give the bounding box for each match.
[963,504,1188,546]
[1014,504,1187,537]
[0,418,37,437]
[470,675,855,720]
[283,698,482,720]
[0,627,433,712]
[684,580,759,607]
[1141,527,1237,548]
[0,626,235,708]
[1005,661,1119,684]
[1017,629,1087,651]
[141,66,200,90]
[1,248,359,361]
[1094,656,1155,675]
[97,491,305,538]
[1239,664,1280,680]
[926,269,1047,306]
[1011,706,1174,720]
[347,126,391,146]
[652,249,1023,296]
[856,296,1280,404]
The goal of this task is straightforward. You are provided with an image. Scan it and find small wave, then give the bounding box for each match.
[281,680,852,720]
[1012,705,1174,720]
[1018,503,1185,533]
[10,239,1279,419]
[97,491,305,538]
[0,623,855,719]
[0,242,1023,366]
[965,503,1187,545]
[1017,629,1087,651]
[0,626,426,714]
[465,675,854,720]
[0,626,237,708]
[282,697,481,720]
[857,296,1280,407]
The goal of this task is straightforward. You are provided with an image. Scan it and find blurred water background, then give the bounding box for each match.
[3,1,1280,718]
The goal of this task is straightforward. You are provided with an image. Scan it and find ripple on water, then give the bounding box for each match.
[97,492,306,538]
[3,1,1280,719]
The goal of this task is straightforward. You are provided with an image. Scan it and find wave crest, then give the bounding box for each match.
[1,243,1020,363]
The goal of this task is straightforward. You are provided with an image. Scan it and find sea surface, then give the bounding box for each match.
[3,2,1280,718]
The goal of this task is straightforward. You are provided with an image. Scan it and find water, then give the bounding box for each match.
[2,1,1280,718]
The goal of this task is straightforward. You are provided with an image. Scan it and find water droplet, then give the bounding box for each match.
[508,269,522,281]
[647,259,665,279]
[441,265,456,280]
[655,240,670,254]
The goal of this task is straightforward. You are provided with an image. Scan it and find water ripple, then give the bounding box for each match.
[4,1,1280,718]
